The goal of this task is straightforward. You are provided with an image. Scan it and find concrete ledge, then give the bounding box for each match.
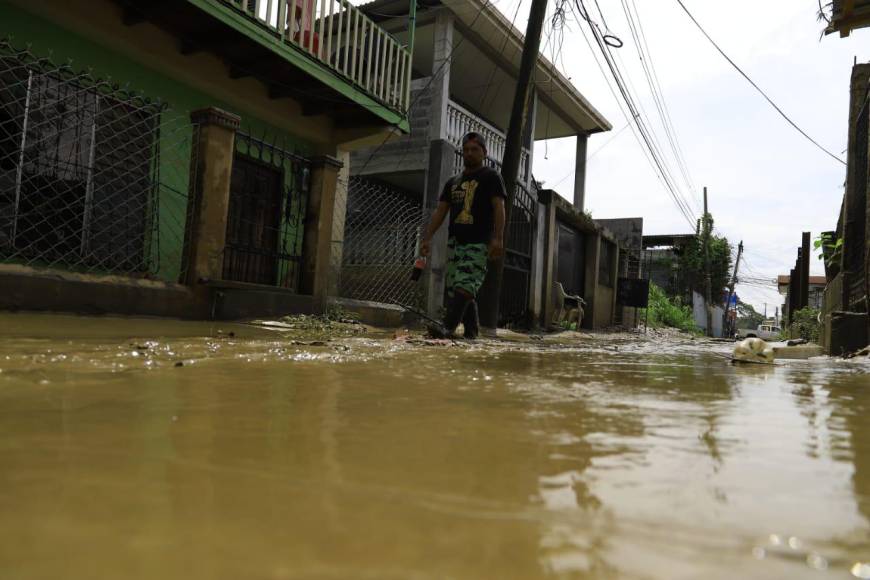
[329,297,411,328]
[205,280,318,320]
[826,311,869,356]
[0,264,203,319]
[773,344,825,359]
[0,265,320,321]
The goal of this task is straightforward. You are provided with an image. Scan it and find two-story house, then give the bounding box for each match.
[0,0,412,319]
[330,0,615,328]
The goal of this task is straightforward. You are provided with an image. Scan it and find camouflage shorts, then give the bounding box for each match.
[446,237,488,298]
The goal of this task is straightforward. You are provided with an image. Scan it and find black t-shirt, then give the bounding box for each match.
[439,166,507,244]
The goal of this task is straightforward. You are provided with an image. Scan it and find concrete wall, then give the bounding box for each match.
[0,1,325,285]
[349,78,434,178]
[595,285,615,328]
[693,291,724,337]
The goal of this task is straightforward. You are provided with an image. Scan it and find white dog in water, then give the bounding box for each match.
[732,337,775,364]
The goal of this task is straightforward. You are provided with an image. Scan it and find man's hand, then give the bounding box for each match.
[421,238,431,257]
[488,236,504,259]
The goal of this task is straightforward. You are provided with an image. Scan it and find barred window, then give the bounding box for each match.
[0,48,161,273]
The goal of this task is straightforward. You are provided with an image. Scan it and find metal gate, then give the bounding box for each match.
[450,148,537,326]
[501,181,536,327]
[339,176,425,306]
[222,131,309,290]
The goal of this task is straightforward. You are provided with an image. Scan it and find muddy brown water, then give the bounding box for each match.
[1,312,870,579]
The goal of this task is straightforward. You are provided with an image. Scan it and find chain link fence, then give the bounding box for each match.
[0,39,194,283]
[336,176,425,307]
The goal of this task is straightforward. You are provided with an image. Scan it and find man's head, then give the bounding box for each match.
[461,132,487,169]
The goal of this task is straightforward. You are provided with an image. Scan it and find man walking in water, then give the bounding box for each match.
[420,132,506,339]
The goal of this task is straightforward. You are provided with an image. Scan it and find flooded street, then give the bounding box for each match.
[1,313,870,579]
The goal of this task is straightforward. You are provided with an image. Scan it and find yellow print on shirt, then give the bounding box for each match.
[453,179,478,225]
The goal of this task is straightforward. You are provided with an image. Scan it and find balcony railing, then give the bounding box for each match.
[446,100,530,183]
[222,0,411,114]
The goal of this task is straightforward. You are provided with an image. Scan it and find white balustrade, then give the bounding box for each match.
[221,0,411,114]
[446,100,530,182]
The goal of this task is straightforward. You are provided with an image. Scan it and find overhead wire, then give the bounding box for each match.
[674,0,846,166]
[569,0,698,227]
[574,16,695,226]
[622,0,699,209]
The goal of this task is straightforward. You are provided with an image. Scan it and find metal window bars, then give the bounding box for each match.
[0,40,195,282]
[223,129,311,291]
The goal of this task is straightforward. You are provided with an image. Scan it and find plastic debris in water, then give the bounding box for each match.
[852,562,870,579]
[732,338,775,364]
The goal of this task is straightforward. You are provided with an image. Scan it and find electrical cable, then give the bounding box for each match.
[674,0,846,166]
[575,16,696,227]
[572,0,698,227]
[623,0,699,209]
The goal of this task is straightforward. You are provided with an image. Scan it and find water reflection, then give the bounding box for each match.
[0,313,869,579]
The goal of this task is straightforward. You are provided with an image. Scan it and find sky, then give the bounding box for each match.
[492,0,866,315]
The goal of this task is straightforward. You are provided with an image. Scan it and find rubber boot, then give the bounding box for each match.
[462,300,479,339]
[428,293,471,339]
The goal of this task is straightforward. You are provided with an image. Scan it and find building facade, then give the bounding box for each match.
[329,0,617,328]
[0,0,410,318]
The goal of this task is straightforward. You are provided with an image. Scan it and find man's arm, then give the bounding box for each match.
[421,201,450,257]
[489,196,506,259]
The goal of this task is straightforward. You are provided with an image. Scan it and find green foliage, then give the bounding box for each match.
[813,232,843,268]
[677,213,732,299]
[643,282,701,334]
[735,300,764,330]
[790,307,821,343]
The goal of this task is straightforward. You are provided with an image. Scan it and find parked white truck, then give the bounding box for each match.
[736,322,782,341]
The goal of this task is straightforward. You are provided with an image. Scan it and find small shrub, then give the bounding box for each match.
[642,283,701,334]
[790,307,821,343]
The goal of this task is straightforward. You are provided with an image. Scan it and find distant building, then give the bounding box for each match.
[778,275,827,320]
[641,234,696,302]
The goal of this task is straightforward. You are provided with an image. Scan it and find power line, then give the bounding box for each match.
[622,0,699,209]
[674,0,846,166]
[571,0,698,227]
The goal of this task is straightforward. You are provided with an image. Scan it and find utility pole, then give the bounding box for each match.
[478,0,549,330]
[702,187,714,337]
[723,240,743,337]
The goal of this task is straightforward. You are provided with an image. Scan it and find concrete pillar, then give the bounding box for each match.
[582,232,601,329]
[301,155,343,312]
[536,189,557,329]
[183,107,240,286]
[528,197,546,329]
[424,140,455,316]
[328,150,351,297]
[418,11,456,318]
[574,133,589,211]
[609,239,619,324]
[800,232,810,310]
[430,11,454,142]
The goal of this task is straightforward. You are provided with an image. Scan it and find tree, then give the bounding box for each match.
[676,217,732,303]
[735,300,764,330]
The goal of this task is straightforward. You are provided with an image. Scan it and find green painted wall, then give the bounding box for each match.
[0,2,314,283]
